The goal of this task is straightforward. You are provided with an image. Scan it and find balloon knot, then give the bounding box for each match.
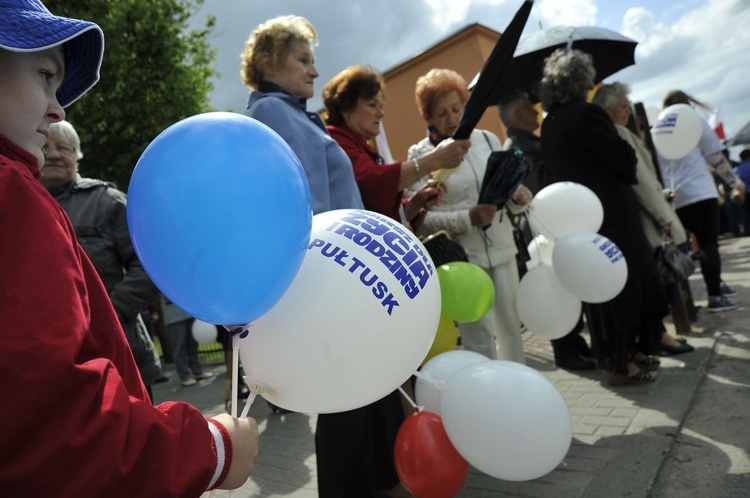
[228,325,251,338]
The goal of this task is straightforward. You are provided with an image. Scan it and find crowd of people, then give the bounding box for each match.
[1,1,744,496]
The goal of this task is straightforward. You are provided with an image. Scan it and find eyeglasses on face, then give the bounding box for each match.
[42,144,75,155]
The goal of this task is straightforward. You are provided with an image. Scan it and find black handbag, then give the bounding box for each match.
[656,240,695,283]
[420,230,468,268]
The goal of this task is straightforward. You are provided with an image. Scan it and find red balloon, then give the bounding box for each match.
[395,411,469,498]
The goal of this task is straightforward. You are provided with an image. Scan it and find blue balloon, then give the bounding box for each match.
[128,112,312,324]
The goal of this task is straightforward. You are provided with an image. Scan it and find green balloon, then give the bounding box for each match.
[437,262,495,322]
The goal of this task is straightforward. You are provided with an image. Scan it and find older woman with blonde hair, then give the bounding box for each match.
[408,68,533,364]
[241,15,363,214]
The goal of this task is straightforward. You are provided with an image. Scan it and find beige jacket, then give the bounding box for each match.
[616,124,687,247]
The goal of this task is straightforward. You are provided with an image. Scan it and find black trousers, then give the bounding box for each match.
[676,198,722,296]
[315,390,404,498]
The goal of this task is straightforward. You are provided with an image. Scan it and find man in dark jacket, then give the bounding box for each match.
[498,91,547,194]
[41,120,162,400]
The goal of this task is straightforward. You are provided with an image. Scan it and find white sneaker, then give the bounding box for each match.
[194,372,215,380]
[181,378,198,387]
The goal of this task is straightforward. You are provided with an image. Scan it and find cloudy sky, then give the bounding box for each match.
[189,0,750,156]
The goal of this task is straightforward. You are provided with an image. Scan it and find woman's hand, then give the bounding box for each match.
[470,204,498,227]
[424,138,472,173]
[404,179,445,229]
[511,184,533,205]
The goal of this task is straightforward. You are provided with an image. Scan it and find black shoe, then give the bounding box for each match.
[659,341,695,355]
[719,282,738,298]
[707,295,738,313]
[154,375,170,384]
[556,355,597,371]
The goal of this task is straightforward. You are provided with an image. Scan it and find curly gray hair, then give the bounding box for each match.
[591,82,631,112]
[539,48,596,111]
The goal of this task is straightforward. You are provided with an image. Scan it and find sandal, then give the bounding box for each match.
[604,368,657,386]
[633,354,661,371]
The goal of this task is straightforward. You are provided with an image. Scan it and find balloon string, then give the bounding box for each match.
[526,205,548,241]
[412,369,441,388]
[670,160,674,193]
[231,334,239,418]
[398,386,419,411]
[240,393,257,419]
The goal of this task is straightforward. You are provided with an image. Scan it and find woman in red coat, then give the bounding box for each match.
[313,65,469,498]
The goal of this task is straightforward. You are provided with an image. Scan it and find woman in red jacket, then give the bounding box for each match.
[313,65,469,498]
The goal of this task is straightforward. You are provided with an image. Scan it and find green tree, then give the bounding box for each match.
[46,0,217,191]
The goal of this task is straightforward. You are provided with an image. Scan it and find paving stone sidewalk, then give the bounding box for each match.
[153,237,750,498]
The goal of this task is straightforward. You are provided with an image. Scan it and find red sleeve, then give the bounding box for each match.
[329,126,403,219]
[0,159,217,498]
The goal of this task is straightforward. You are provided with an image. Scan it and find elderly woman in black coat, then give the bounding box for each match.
[539,48,670,385]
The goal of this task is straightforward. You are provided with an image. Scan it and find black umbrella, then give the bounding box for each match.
[478,147,530,208]
[469,25,638,102]
[726,118,750,147]
[453,0,534,140]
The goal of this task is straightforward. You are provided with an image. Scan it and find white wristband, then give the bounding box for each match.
[206,421,226,489]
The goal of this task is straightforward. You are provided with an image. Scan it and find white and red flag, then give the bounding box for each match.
[709,107,727,141]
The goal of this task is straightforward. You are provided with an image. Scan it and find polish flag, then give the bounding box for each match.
[709,107,726,141]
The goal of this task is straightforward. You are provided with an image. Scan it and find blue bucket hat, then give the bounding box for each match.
[0,0,104,107]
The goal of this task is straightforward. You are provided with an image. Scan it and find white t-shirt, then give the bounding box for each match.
[658,119,723,209]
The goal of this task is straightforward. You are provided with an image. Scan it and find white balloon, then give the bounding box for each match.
[552,231,628,303]
[527,182,603,240]
[415,350,490,415]
[516,265,582,340]
[239,209,441,414]
[650,104,702,161]
[191,319,218,344]
[440,360,572,481]
[525,234,554,270]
